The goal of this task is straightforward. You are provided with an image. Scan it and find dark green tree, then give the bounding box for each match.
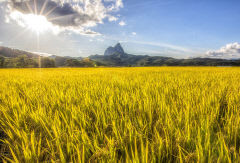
[15,55,27,68]
[41,57,56,68]
[64,58,96,67]
[0,56,4,67]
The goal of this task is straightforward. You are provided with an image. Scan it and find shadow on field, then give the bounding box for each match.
[0,129,10,160]
[217,88,228,128]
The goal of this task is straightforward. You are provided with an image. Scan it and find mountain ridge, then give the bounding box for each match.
[1,44,240,67]
[90,43,240,66]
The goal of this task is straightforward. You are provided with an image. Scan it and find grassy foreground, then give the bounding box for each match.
[0,67,240,162]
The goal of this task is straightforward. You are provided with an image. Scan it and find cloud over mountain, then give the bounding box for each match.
[5,0,123,35]
[206,42,240,59]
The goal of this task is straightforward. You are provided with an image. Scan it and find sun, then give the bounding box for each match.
[9,11,56,34]
[23,14,52,33]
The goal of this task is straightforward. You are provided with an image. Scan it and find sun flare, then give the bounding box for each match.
[10,11,57,34]
[23,14,51,33]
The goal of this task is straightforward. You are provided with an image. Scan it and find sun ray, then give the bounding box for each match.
[44,5,57,17]
[34,0,38,15]
[36,32,41,68]
[14,6,29,15]
[40,0,49,15]
[48,14,74,21]
[25,1,34,14]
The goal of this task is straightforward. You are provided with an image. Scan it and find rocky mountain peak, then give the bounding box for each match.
[114,43,124,54]
[104,43,125,56]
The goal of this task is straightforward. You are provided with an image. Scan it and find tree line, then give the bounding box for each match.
[0,55,99,68]
[0,55,55,68]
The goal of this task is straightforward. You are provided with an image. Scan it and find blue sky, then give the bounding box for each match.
[0,0,240,58]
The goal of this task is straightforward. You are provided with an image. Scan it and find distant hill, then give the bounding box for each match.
[0,46,57,68]
[0,46,40,58]
[90,43,240,66]
[90,43,171,66]
[0,46,98,68]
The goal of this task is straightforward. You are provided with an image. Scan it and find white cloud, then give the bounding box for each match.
[0,41,2,45]
[132,32,137,36]
[115,0,124,9]
[119,20,126,26]
[104,0,123,11]
[108,15,118,22]
[205,42,240,59]
[5,0,123,36]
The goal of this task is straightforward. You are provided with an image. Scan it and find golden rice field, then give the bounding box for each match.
[0,67,240,162]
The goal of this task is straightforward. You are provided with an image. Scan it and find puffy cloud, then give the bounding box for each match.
[132,32,136,35]
[108,15,118,21]
[119,20,126,26]
[4,0,123,35]
[104,0,123,11]
[206,42,240,59]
